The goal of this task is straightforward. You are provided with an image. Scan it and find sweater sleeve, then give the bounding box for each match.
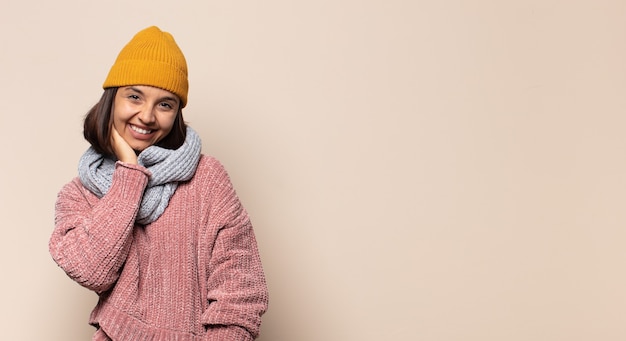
[201,163,269,340]
[49,162,150,293]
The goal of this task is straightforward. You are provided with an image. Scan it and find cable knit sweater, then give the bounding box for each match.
[49,155,268,340]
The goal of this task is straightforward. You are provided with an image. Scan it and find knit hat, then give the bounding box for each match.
[103,26,189,107]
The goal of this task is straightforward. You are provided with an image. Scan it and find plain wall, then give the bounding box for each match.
[1,1,625,340]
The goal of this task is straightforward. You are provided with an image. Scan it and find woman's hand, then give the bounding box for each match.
[111,127,138,164]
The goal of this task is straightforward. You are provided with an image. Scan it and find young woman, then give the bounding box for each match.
[49,26,268,341]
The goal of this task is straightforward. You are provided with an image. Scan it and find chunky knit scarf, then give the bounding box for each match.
[78,126,202,225]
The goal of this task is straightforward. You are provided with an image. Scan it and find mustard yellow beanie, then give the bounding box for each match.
[103,26,188,107]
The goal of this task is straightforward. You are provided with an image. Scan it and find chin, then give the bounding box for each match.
[131,144,149,153]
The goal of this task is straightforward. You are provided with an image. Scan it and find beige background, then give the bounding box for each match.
[1,0,625,340]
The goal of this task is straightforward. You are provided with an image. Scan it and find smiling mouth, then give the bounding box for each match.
[130,125,153,135]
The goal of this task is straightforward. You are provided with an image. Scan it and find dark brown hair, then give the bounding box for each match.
[83,88,187,157]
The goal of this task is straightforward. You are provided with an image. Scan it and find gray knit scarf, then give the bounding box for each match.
[78,126,202,225]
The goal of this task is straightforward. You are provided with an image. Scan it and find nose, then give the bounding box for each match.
[137,105,156,125]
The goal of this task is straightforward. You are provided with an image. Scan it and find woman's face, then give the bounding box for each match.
[112,85,180,152]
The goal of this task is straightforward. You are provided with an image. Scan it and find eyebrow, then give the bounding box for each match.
[126,86,180,105]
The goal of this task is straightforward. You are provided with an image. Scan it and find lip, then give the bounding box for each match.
[128,124,156,140]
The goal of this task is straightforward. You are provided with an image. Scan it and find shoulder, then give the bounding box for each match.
[194,154,234,187]
[55,177,98,208]
[197,154,225,169]
[186,155,241,212]
[196,154,228,176]
[59,177,91,197]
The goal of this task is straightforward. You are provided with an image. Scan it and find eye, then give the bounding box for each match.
[159,102,174,110]
[128,94,140,101]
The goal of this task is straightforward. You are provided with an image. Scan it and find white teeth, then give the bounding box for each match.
[131,125,152,134]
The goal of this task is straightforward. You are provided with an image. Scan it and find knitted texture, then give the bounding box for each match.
[50,156,268,340]
[78,127,202,225]
[103,26,189,107]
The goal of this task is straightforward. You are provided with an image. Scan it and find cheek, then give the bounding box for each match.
[111,113,125,132]
[160,114,178,133]
[111,105,125,124]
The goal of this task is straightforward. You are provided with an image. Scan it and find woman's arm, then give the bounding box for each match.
[201,163,269,340]
[49,162,149,293]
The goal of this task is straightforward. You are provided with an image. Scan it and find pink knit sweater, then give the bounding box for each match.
[50,155,268,340]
